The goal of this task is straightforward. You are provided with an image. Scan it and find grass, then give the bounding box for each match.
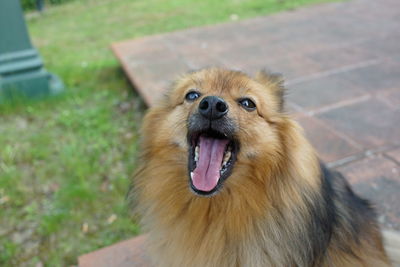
[0,0,335,265]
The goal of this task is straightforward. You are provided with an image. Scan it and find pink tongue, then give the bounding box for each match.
[192,136,229,192]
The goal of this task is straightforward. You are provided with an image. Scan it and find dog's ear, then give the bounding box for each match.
[255,70,285,112]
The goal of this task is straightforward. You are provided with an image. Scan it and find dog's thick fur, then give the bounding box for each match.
[131,68,390,266]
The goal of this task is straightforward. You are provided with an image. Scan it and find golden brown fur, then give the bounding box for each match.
[131,68,390,266]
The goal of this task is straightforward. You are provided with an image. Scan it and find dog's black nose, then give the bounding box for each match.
[198,96,228,120]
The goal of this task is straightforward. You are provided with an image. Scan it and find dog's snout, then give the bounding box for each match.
[199,96,228,120]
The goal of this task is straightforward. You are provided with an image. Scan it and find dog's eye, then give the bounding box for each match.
[185,91,201,101]
[238,98,256,111]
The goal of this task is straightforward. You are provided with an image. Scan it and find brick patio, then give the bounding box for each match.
[80,0,400,265]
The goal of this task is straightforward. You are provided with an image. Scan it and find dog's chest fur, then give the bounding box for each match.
[144,197,320,267]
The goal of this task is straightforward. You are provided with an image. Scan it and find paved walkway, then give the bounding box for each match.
[81,0,400,265]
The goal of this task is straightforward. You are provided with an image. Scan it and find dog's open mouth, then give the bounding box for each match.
[188,131,238,196]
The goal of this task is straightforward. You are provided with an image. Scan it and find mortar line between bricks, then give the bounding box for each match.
[383,153,400,166]
[285,32,398,61]
[304,94,371,116]
[330,144,400,168]
[285,59,381,86]
[327,153,365,169]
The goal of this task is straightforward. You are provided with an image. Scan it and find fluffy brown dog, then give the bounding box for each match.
[131,68,390,266]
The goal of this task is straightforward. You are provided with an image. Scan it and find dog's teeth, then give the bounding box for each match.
[194,146,199,162]
[222,151,231,166]
[190,172,194,180]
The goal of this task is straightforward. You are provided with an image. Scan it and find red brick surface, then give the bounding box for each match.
[317,97,400,149]
[386,148,400,164]
[337,155,400,229]
[296,116,362,162]
[78,235,150,267]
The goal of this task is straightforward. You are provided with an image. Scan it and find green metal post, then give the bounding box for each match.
[0,0,63,102]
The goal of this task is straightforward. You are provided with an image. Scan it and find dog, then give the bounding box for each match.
[130,68,390,266]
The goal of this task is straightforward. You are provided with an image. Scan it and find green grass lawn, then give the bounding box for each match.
[0,0,335,265]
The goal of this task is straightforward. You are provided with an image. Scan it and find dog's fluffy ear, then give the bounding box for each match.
[255,70,285,111]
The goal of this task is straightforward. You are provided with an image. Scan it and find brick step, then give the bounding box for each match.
[79,231,400,266]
